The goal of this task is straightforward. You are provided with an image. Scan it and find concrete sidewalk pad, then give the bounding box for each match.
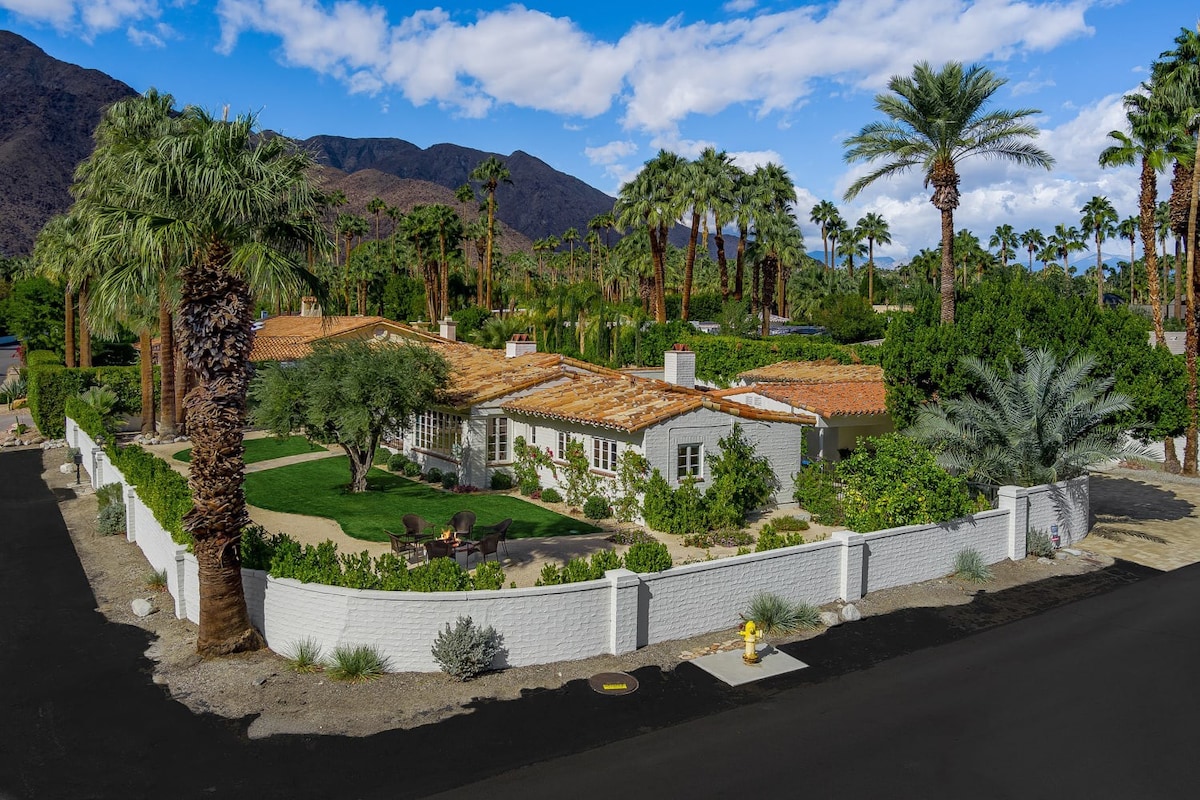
[690,644,809,686]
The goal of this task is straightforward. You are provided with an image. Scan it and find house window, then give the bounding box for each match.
[488,417,510,463]
[414,410,462,455]
[530,426,536,445]
[677,443,702,479]
[556,431,571,460]
[593,438,618,472]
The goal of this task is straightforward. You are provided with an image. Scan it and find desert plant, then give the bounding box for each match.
[440,471,458,490]
[489,471,513,491]
[145,568,168,592]
[1026,528,1056,558]
[772,515,810,532]
[95,482,124,510]
[954,548,993,583]
[539,487,563,504]
[583,495,612,520]
[471,561,506,590]
[403,461,422,477]
[78,385,121,429]
[742,592,821,635]
[326,644,390,682]
[755,524,806,552]
[96,503,126,536]
[285,638,324,673]
[623,540,672,573]
[608,528,656,546]
[431,616,503,681]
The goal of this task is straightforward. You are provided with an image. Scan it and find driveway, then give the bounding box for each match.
[1083,468,1200,570]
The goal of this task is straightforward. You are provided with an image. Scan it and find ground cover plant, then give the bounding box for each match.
[173,435,326,464]
[243,456,599,541]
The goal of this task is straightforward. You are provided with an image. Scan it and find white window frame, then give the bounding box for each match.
[556,431,571,460]
[414,410,462,455]
[593,437,618,472]
[677,443,702,480]
[487,417,510,463]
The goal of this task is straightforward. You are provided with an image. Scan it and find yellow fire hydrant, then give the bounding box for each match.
[740,621,764,664]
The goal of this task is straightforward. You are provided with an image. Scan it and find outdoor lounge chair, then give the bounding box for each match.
[448,510,476,540]
[464,532,502,565]
[424,539,456,561]
[476,518,512,558]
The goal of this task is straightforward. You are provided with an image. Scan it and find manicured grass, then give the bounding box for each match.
[173,435,326,464]
[243,456,599,542]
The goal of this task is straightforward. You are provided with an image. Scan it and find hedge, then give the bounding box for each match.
[105,443,193,546]
[28,365,151,438]
[64,396,111,441]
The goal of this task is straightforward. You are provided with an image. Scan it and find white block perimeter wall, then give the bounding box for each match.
[67,417,1090,673]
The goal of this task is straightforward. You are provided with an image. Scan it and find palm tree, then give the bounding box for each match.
[561,227,579,281]
[469,156,512,310]
[1019,228,1046,272]
[730,167,760,301]
[675,158,704,321]
[989,224,1018,269]
[1116,215,1140,302]
[837,227,867,279]
[335,214,370,313]
[86,107,326,656]
[615,150,685,322]
[810,200,840,271]
[430,204,462,319]
[366,196,387,242]
[32,213,84,368]
[1080,196,1118,307]
[844,61,1053,324]
[695,148,738,299]
[1048,224,1086,273]
[857,212,891,302]
[825,215,847,272]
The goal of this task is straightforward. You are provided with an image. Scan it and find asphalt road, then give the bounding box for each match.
[2,446,1197,799]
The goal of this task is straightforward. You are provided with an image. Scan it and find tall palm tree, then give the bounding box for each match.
[335,214,370,313]
[32,213,84,368]
[1048,224,1086,272]
[615,150,685,321]
[825,214,847,272]
[810,200,840,271]
[908,347,1140,486]
[1116,215,1140,302]
[695,148,738,299]
[469,156,512,310]
[1080,196,1118,307]
[844,61,1053,324]
[857,212,891,302]
[87,107,326,656]
[730,167,760,301]
[561,227,579,281]
[1020,228,1046,272]
[989,224,1018,269]
[837,227,867,279]
[366,196,387,242]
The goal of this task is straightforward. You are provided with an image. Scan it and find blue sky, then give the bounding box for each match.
[1,1,1195,262]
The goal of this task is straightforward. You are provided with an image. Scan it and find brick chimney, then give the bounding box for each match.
[300,296,321,317]
[439,318,457,342]
[505,333,537,358]
[663,343,695,389]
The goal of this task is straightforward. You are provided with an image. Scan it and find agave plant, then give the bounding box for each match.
[908,346,1143,486]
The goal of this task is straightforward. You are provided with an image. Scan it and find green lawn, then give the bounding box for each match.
[243,456,599,542]
[173,435,326,464]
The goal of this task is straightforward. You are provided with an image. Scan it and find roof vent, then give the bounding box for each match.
[439,318,457,343]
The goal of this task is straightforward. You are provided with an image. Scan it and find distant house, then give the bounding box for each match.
[248,300,443,363]
[719,360,893,461]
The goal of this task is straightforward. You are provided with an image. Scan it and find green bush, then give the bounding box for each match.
[642,469,675,532]
[66,396,111,441]
[387,452,411,472]
[755,524,806,552]
[423,468,444,484]
[682,528,756,548]
[25,350,61,367]
[1027,527,1056,558]
[471,561,506,590]
[107,444,193,545]
[403,461,422,477]
[953,548,993,583]
[489,471,513,491]
[440,471,459,490]
[792,460,843,525]
[772,515,810,532]
[431,616,504,681]
[327,644,390,682]
[582,495,611,520]
[96,503,126,536]
[32,365,147,438]
[95,482,124,510]
[623,540,672,573]
[539,487,563,504]
[703,423,779,528]
[742,592,821,635]
[535,549,623,585]
[407,556,471,592]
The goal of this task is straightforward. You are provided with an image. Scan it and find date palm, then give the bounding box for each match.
[837,227,867,279]
[1019,228,1045,272]
[844,61,1053,324]
[989,224,1018,269]
[825,214,847,271]
[87,106,326,655]
[1080,196,1118,307]
[857,212,891,302]
[469,156,512,310]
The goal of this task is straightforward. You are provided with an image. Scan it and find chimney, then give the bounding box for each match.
[300,296,321,318]
[663,343,695,389]
[505,333,537,358]
[439,318,457,342]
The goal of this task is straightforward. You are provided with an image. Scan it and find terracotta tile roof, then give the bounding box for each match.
[737,360,883,384]
[502,374,814,432]
[432,346,569,408]
[754,381,888,417]
[249,316,441,361]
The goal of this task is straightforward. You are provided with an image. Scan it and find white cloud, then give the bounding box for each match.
[723,0,757,12]
[585,140,638,166]
[0,0,161,34]
[126,20,174,47]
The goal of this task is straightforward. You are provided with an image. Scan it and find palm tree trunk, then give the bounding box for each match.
[734,226,747,301]
[1183,135,1200,474]
[139,328,154,434]
[174,335,188,434]
[822,230,829,271]
[485,193,496,309]
[939,208,956,324]
[1141,157,1165,346]
[868,239,875,304]
[78,285,92,368]
[178,240,262,656]
[1096,234,1105,308]
[158,285,177,436]
[681,212,700,321]
[64,289,75,368]
[649,226,667,323]
[715,215,729,300]
[1174,237,1183,322]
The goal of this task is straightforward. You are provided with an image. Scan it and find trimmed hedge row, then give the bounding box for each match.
[64,396,110,441]
[29,365,150,438]
[106,443,193,546]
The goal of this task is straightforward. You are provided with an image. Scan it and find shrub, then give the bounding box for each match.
[96,503,126,536]
[95,482,124,511]
[642,469,675,532]
[623,540,672,573]
[285,638,323,673]
[431,616,504,681]
[511,435,551,495]
[452,483,479,493]
[1027,528,1056,558]
[327,644,390,682]
[489,471,513,491]
[772,515,810,532]
[954,548,993,583]
[78,386,120,429]
[33,364,146,437]
[440,472,459,490]
[534,549,624,586]
[107,444,192,545]
[0,374,27,406]
[403,461,422,477]
[560,439,598,506]
[407,557,471,592]
[423,468,444,484]
[743,592,821,635]
[583,495,611,520]
[612,450,650,523]
[539,487,563,504]
[387,452,411,472]
[608,528,656,546]
[792,461,843,525]
[704,423,779,528]
[25,350,61,368]
[755,524,806,552]
[471,561,506,590]
[145,568,168,592]
[239,524,281,572]
[682,528,756,548]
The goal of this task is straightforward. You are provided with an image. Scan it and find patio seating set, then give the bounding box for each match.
[385,512,512,567]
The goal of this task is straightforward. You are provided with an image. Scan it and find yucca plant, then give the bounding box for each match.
[742,592,821,635]
[909,346,1143,486]
[326,644,390,682]
[285,638,324,674]
[954,548,993,583]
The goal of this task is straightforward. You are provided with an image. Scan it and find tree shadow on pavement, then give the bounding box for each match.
[1090,475,1194,524]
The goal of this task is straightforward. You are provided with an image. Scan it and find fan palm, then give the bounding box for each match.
[857,212,891,302]
[1080,196,1118,307]
[908,347,1140,486]
[810,200,840,271]
[695,148,739,299]
[86,106,326,655]
[469,156,512,309]
[615,151,685,321]
[1116,215,1140,302]
[844,61,1053,324]
[1019,228,1046,272]
[988,224,1018,269]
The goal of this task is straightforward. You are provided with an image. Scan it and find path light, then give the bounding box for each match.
[72,448,82,485]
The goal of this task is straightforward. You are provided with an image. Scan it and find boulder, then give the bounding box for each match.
[819,611,842,628]
[131,598,154,618]
[840,604,862,622]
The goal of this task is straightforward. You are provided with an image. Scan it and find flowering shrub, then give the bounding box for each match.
[512,436,554,495]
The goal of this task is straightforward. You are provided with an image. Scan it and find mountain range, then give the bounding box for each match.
[0,30,617,259]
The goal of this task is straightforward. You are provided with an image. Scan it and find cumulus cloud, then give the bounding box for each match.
[723,0,757,12]
[126,20,175,47]
[585,140,638,166]
[1,0,161,34]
